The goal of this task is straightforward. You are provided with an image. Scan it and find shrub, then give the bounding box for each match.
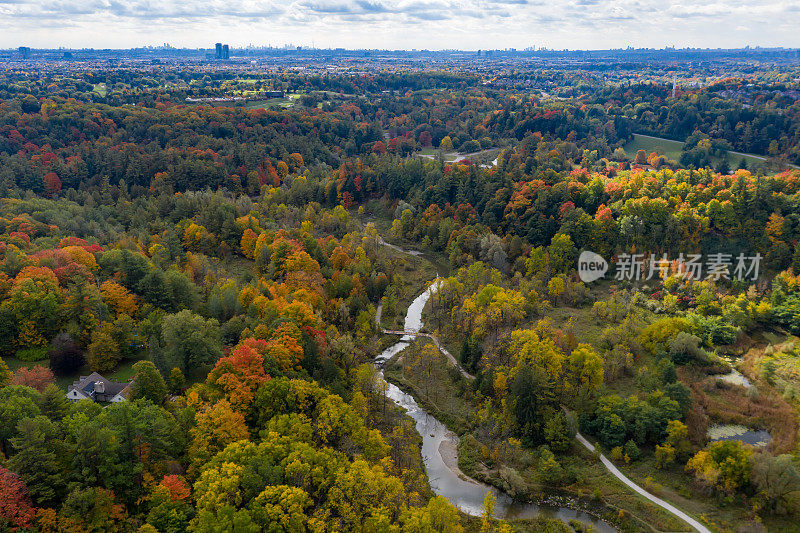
[623,440,641,462]
[610,446,624,462]
[669,332,708,365]
[16,346,48,362]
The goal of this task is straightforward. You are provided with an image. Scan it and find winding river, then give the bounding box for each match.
[375,283,616,532]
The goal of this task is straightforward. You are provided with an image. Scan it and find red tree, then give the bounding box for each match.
[0,467,36,528]
[42,172,61,196]
[12,366,55,392]
[159,475,191,502]
[419,131,432,147]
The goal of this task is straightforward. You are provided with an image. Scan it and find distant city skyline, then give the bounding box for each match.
[2,0,799,51]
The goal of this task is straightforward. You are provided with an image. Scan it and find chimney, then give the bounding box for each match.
[94,381,105,394]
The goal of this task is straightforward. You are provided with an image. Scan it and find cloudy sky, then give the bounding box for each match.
[2,0,798,50]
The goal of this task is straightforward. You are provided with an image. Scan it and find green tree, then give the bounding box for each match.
[130,361,167,404]
[60,487,129,532]
[162,310,222,372]
[543,410,573,453]
[623,440,641,462]
[0,386,41,455]
[70,419,134,496]
[87,323,122,372]
[8,415,67,507]
[39,383,71,421]
[169,367,186,395]
[751,452,800,515]
[0,357,10,387]
[547,233,576,274]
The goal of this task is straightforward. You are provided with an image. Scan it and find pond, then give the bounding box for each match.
[707,424,771,447]
[717,368,753,389]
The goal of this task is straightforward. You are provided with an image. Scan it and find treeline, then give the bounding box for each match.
[590,81,800,164]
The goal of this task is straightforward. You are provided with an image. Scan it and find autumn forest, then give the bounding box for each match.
[0,55,800,533]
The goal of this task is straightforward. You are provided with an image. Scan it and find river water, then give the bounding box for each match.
[375,282,616,531]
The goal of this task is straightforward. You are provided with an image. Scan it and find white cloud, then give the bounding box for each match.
[1,0,798,48]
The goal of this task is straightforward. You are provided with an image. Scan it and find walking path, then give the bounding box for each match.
[575,432,712,533]
[375,316,475,380]
[380,326,475,380]
[377,231,710,532]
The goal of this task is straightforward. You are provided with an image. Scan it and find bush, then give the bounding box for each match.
[623,440,641,462]
[498,466,527,498]
[610,446,624,462]
[669,332,708,365]
[16,346,48,362]
[539,447,566,485]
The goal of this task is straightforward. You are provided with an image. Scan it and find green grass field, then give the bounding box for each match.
[623,134,684,161]
[243,98,294,109]
[415,148,461,162]
[4,352,145,391]
[623,134,767,169]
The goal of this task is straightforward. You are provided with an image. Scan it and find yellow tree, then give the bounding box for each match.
[101,280,139,317]
[566,343,604,400]
[188,400,250,475]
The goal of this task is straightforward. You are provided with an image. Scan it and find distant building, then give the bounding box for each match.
[18,46,30,59]
[66,372,133,403]
[265,90,285,98]
[214,43,230,60]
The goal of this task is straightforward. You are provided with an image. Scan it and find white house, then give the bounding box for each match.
[66,372,133,403]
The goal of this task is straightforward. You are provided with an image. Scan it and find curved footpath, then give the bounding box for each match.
[575,433,712,533]
[376,237,712,533]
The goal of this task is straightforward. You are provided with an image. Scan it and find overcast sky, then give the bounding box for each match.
[2,0,799,50]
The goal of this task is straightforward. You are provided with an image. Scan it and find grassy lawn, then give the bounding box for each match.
[624,133,767,169]
[244,98,294,109]
[3,351,146,391]
[415,148,461,162]
[92,83,107,97]
[623,134,684,161]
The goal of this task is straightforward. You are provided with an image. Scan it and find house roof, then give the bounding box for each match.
[107,381,131,397]
[68,372,132,397]
[69,372,107,392]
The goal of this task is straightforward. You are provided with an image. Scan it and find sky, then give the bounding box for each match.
[2,0,799,50]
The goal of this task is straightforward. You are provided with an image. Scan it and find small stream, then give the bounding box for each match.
[375,282,616,531]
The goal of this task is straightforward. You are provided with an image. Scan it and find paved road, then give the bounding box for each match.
[575,432,713,533]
